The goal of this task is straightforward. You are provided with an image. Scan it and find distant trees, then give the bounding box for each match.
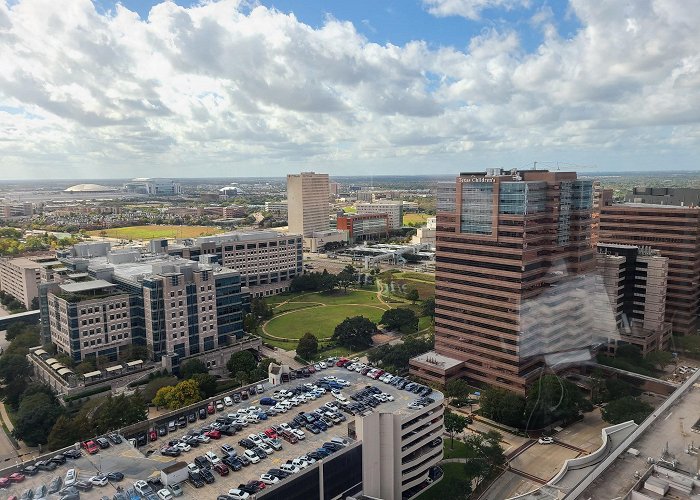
[179,358,208,380]
[296,333,319,360]
[380,308,418,333]
[367,336,434,373]
[333,316,376,350]
[602,396,653,424]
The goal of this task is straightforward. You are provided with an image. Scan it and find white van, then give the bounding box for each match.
[64,468,76,487]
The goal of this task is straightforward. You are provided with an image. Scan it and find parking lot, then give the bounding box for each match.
[0,440,171,500]
[138,365,430,498]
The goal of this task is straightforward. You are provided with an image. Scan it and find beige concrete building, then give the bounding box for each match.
[0,202,32,219]
[596,244,672,356]
[287,172,330,237]
[357,391,444,499]
[0,257,43,308]
[356,200,404,229]
[166,231,303,297]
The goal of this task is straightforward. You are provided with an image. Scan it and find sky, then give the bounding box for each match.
[1,0,699,179]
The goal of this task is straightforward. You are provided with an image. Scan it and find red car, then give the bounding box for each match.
[8,472,25,483]
[149,429,157,442]
[206,430,221,440]
[336,358,349,367]
[307,365,316,374]
[213,463,229,476]
[207,403,215,415]
[82,441,99,455]
[263,428,277,439]
[0,477,9,488]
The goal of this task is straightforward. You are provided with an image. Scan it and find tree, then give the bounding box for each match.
[297,333,319,360]
[119,344,149,361]
[646,350,673,369]
[605,378,641,400]
[332,316,376,350]
[227,350,257,376]
[0,354,31,381]
[602,396,653,424]
[406,288,419,304]
[251,357,277,381]
[445,379,471,400]
[336,270,355,293]
[251,298,273,320]
[192,373,218,398]
[464,431,505,490]
[444,409,470,449]
[479,387,526,428]
[30,297,40,310]
[525,375,590,429]
[14,392,63,446]
[421,297,435,319]
[179,358,208,380]
[47,415,82,451]
[380,308,418,333]
[142,376,178,402]
[318,271,338,293]
[74,358,97,375]
[243,313,258,333]
[152,379,201,410]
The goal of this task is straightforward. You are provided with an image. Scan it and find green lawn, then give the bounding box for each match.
[88,225,224,240]
[283,289,384,306]
[415,463,470,500]
[403,213,431,225]
[265,304,386,340]
[443,438,468,459]
[394,271,435,283]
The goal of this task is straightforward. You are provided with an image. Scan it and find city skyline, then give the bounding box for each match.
[2,0,700,179]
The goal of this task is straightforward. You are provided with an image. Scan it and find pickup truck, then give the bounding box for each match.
[82,440,99,455]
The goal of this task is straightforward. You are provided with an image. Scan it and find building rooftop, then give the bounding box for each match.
[609,203,700,210]
[2,257,43,269]
[59,279,115,293]
[410,350,463,370]
[193,230,299,245]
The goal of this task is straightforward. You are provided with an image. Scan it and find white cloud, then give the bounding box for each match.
[422,0,530,20]
[0,0,699,177]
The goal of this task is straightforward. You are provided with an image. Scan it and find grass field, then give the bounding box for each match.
[266,304,387,340]
[381,278,435,300]
[395,271,435,283]
[403,213,432,225]
[415,463,468,500]
[88,225,223,240]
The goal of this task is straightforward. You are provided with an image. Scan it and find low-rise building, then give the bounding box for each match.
[337,214,389,242]
[123,178,182,195]
[0,202,32,219]
[264,200,288,217]
[356,200,403,230]
[165,230,302,297]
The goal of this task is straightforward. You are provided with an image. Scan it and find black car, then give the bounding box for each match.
[59,486,80,500]
[194,456,210,470]
[96,437,111,449]
[50,454,67,465]
[240,390,248,401]
[177,416,187,428]
[136,433,148,446]
[22,465,38,476]
[323,442,343,451]
[161,447,181,457]
[219,426,235,436]
[238,438,255,449]
[199,467,215,484]
[252,447,267,459]
[237,483,258,495]
[63,449,82,459]
[188,413,197,423]
[107,471,124,481]
[267,468,291,479]
[222,456,242,471]
[293,415,306,426]
[48,477,63,494]
[305,423,320,434]
[73,480,93,491]
[147,477,163,490]
[307,451,325,461]
[36,460,57,471]
[158,426,168,437]
[198,408,207,420]
[232,393,241,403]
[237,454,251,466]
[188,471,204,488]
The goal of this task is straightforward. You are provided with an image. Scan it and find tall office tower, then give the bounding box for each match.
[599,203,700,336]
[410,169,597,394]
[287,172,330,237]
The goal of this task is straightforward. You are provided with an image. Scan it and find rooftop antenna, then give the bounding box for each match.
[533,161,537,170]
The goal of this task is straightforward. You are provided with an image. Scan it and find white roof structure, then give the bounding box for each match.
[64,184,115,193]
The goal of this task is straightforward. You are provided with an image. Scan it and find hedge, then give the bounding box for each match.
[63,385,111,402]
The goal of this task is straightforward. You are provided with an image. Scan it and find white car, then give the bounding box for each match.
[331,437,349,447]
[259,442,274,455]
[291,458,309,469]
[215,401,224,411]
[196,435,210,444]
[334,393,348,402]
[176,442,191,452]
[280,463,300,474]
[300,454,316,464]
[64,469,76,487]
[249,433,263,444]
[224,396,233,406]
[206,451,221,465]
[351,357,360,362]
[186,463,200,474]
[260,473,279,485]
[89,475,108,487]
[280,423,292,432]
[134,480,151,495]
[319,362,327,369]
[227,488,250,500]
[235,418,248,427]
[382,393,394,401]
[157,489,173,500]
[336,379,349,386]
[244,449,260,463]
[538,437,554,445]
[245,414,259,424]
[273,404,287,413]
[292,429,305,440]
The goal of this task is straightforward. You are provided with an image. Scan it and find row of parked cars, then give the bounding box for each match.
[220,438,350,500]
[0,439,127,500]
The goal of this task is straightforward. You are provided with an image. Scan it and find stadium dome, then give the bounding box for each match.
[64,184,115,193]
